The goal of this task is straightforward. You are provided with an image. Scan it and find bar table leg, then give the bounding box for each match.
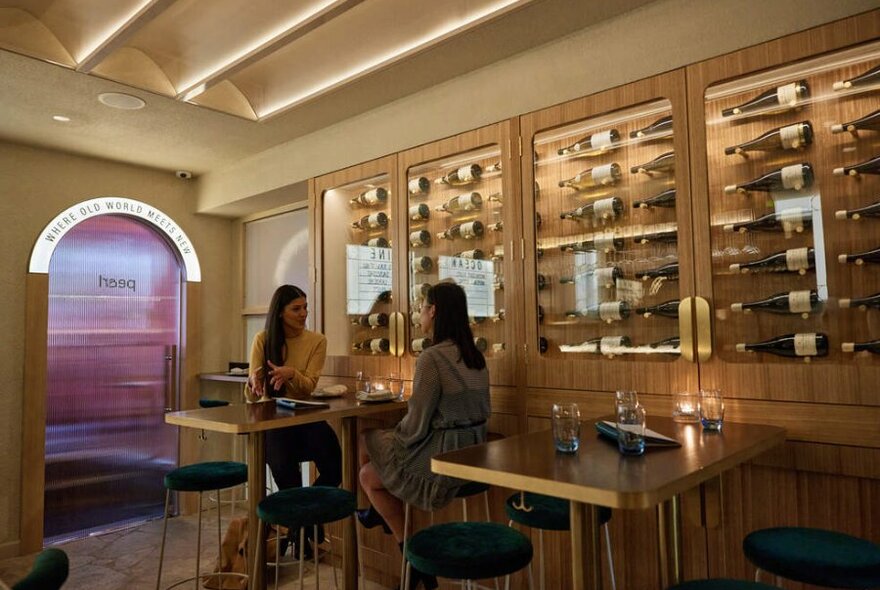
[570,501,602,590]
[341,416,358,589]
[247,431,267,590]
[657,494,683,588]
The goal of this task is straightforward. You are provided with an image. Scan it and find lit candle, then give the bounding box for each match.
[672,392,699,423]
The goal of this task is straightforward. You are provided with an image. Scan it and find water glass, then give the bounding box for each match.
[616,400,646,456]
[672,391,699,423]
[551,403,581,453]
[699,388,725,431]
[615,390,639,411]
[355,371,371,395]
[387,373,404,400]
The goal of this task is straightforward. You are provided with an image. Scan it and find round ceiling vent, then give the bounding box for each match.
[98,92,146,110]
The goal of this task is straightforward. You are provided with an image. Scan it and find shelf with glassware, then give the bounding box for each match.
[702,42,880,371]
[397,122,521,386]
[311,156,406,380]
[519,70,698,394]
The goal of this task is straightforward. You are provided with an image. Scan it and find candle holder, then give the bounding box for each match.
[672,391,699,423]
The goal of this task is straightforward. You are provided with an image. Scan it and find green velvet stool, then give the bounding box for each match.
[405,522,534,589]
[255,486,358,590]
[13,548,69,590]
[505,492,616,590]
[743,527,880,588]
[155,461,249,590]
[666,580,780,590]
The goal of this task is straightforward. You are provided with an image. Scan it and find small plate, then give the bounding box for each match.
[356,391,396,403]
[312,388,345,399]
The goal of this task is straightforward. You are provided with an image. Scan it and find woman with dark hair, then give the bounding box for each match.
[247,285,342,548]
[357,282,490,589]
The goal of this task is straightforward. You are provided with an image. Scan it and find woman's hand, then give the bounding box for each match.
[267,360,295,392]
[247,367,265,401]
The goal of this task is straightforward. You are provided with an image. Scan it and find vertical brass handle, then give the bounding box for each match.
[164,344,177,412]
[695,297,712,361]
[390,312,406,357]
[388,312,397,356]
[678,297,694,362]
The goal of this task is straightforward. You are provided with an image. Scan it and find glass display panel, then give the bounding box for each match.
[244,207,310,309]
[322,173,394,357]
[532,99,682,360]
[406,146,506,357]
[704,41,880,363]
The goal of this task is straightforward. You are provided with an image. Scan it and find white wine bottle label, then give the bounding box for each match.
[592,164,615,185]
[595,267,617,287]
[786,247,810,271]
[788,291,813,313]
[781,164,805,190]
[591,130,615,150]
[409,231,428,246]
[412,338,430,352]
[412,257,432,272]
[593,197,617,219]
[363,189,383,205]
[779,124,803,149]
[598,302,622,321]
[492,343,506,353]
[460,192,481,211]
[595,232,617,252]
[457,165,476,183]
[776,82,798,107]
[492,245,504,260]
[369,339,384,353]
[779,208,805,231]
[411,312,420,326]
[460,222,479,239]
[409,204,428,220]
[600,336,627,353]
[412,283,431,300]
[794,333,818,356]
[367,213,382,227]
[408,178,427,195]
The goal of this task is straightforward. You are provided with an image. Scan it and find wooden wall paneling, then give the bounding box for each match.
[518,68,700,397]
[686,9,880,404]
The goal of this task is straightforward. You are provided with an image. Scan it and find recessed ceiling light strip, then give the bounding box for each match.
[177,0,360,101]
[258,0,531,121]
[76,0,178,73]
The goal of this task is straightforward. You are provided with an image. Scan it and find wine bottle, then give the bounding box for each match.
[491,343,506,354]
[409,230,431,247]
[409,203,430,221]
[557,129,620,157]
[736,333,829,359]
[833,63,880,91]
[538,336,549,354]
[473,337,488,353]
[491,245,504,260]
[349,187,388,206]
[838,247,880,265]
[729,247,815,275]
[435,164,482,186]
[839,292,880,311]
[635,262,679,281]
[723,121,813,155]
[565,301,631,322]
[633,188,676,209]
[635,299,680,318]
[723,208,811,234]
[352,212,389,230]
[831,108,880,134]
[411,283,431,300]
[648,336,681,353]
[351,312,389,328]
[409,177,430,196]
[493,277,504,291]
[487,192,503,203]
[835,201,880,220]
[630,115,673,139]
[353,338,390,354]
[411,256,433,273]
[560,233,624,253]
[559,197,623,221]
[558,163,622,190]
[411,311,421,327]
[487,221,503,232]
[362,237,389,248]
[537,305,545,324]
[469,315,487,325]
[435,192,482,213]
[491,309,505,322]
[437,221,484,240]
[724,163,814,194]
[560,266,622,288]
[630,151,675,175]
[631,228,678,245]
[721,80,809,117]
[412,337,433,352]
[730,289,820,317]
[833,155,880,177]
[600,336,632,355]
[376,290,392,303]
[536,273,548,291]
[453,249,485,259]
[841,340,880,354]
[485,162,502,173]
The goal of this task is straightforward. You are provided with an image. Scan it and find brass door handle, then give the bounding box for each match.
[695,297,712,362]
[389,312,406,357]
[678,297,694,362]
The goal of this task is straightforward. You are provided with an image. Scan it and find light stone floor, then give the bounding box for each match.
[0,506,390,590]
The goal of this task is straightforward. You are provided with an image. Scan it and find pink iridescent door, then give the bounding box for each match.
[45,215,181,541]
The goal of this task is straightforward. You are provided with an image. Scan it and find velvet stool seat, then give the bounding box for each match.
[254,486,358,590]
[505,492,616,590]
[406,522,534,589]
[666,580,780,590]
[743,527,880,588]
[12,548,69,590]
[155,461,249,590]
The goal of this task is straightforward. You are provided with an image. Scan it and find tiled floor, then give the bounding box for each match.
[0,505,389,590]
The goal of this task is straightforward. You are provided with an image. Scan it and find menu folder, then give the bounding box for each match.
[276,398,330,410]
[595,420,681,447]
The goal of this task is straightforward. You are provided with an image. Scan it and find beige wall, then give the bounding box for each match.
[0,141,235,552]
[196,0,879,212]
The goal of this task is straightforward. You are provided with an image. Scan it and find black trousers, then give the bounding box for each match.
[265,420,342,490]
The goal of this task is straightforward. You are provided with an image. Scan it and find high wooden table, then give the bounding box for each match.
[165,394,406,590]
[432,417,786,590]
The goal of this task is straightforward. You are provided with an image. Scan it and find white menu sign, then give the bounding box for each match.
[346,245,393,315]
[438,256,495,317]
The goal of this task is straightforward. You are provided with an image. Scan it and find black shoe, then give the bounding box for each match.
[398,568,438,590]
[356,506,392,535]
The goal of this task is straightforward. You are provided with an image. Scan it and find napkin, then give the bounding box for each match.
[595,420,680,447]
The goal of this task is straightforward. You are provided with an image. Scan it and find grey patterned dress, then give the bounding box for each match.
[364,340,490,511]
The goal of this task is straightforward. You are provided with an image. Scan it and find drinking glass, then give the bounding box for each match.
[616,400,646,455]
[615,390,639,411]
[551,403,581,453]
[672,391,699,423]
[699,388,724,431]
[387,373,405,400]
[355,371,371,395]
